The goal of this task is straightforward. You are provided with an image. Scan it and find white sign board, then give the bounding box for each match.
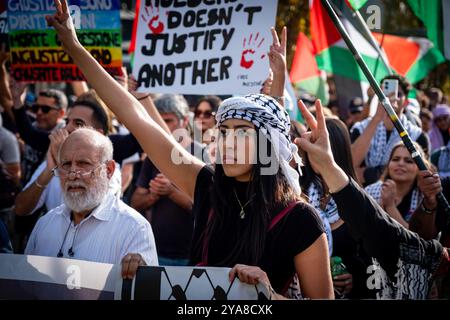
[133,0,278,94]
[0,254,117,299]
[0,254,269,300]
[115,266,270,300]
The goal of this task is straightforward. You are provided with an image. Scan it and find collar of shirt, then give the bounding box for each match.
[57,193,116,224]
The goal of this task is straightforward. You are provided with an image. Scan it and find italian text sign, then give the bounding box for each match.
[8,0,123,82]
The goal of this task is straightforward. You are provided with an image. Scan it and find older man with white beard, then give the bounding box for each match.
[25,128,158,278]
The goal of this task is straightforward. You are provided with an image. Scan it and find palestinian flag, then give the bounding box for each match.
[289,32,329,105]
[128,0,142,67]
[310,0,390,83]
[407,0,450,60]
[373,33,446,84]
[310,0,445,84]
[345,0,368,11]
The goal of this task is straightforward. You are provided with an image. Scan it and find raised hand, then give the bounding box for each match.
[417,170,441,209]
[295,99,334,174]
[49,128,69,165]
[295,99,350,193]
[10,78,28,108]
[381,179,397,209]
[268,27,287,75]
[45,0,79,51]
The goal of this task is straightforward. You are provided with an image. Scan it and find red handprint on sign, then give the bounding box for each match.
[141,4,165,34]
[240,33,265,69]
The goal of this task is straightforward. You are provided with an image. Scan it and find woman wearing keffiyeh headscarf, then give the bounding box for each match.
[47,3,333,299]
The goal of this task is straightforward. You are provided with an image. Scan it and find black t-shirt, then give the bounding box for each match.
[396,187,414,220]
[136,141,207,259]
[191,166,325,292]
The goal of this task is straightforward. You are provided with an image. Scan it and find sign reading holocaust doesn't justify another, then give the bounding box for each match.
[133,0,278,95]
[8,0,123,82]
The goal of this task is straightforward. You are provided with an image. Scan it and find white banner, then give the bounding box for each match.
[115,266,269,300]
[0,254,269,300]
[133,0,278,95]
[0,254,117,299]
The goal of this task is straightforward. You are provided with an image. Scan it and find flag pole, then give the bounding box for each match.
[321,0,450,227]
[351,8,393,75]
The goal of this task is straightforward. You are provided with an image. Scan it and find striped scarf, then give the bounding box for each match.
[365,181,422,222]
[307,182,339,256]
[437,144,450,178]
[351,115,423,168]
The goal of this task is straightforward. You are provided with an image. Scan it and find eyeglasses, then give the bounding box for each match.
[52,162,106,178]
[194,110,216,119]
[31,104,59,114]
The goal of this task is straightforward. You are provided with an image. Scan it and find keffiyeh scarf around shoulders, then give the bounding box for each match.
[365,181,422,222]
[351,114,423,168]
[307,182,339,256]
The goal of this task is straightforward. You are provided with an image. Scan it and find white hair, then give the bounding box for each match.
[58,127,113,163]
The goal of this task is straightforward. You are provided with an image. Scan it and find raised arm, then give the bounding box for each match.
[15,129,67,216]
[268,27,287,103]
[127,74,171,135]
[351,108,386,169]
[295,99,445,278]
[10,79,52,152]
[46,0,204,199]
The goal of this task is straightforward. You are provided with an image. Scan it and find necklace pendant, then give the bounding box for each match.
[239,209,245,219]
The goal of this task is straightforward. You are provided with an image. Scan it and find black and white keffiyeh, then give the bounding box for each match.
[216,94,303,194]
[307,182,339,256]
[365,181,422,221]
[436,143,450,178]
[351,115,423,168]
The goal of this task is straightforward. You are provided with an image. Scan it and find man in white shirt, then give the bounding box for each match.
[25,128,158,278]
[15,94,122,217]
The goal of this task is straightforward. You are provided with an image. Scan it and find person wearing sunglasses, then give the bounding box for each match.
[193,95,221,145]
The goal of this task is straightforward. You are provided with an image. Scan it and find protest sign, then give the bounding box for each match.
[115,265,270,300]
[133,0,278,94]
[8,0,123,82]
[0,254,268,300]
[0,254,117,299]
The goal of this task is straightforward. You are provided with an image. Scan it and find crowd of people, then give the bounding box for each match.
[0,0,449,299]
